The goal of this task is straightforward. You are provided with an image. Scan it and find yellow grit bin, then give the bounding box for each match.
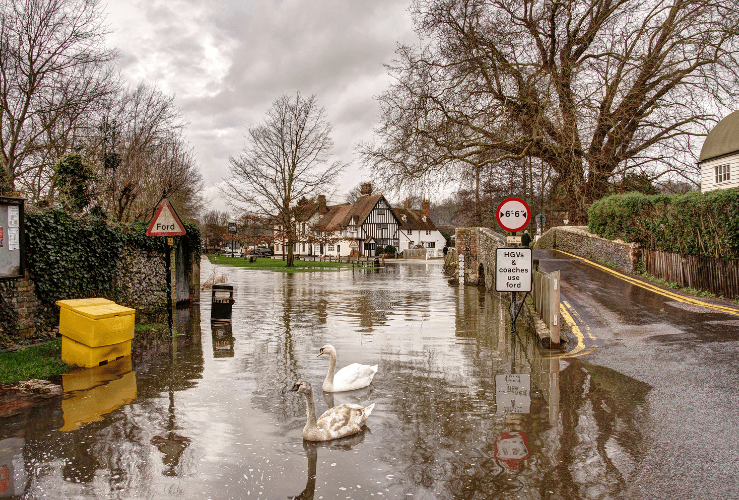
[56,298,136,368]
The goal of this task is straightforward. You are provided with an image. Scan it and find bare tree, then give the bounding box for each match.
[363,0,739,223]
[223,92,345,267]
[89,83,204,222]
[0,0,118,197]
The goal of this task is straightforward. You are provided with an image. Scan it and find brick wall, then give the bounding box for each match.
[0,275,55,344]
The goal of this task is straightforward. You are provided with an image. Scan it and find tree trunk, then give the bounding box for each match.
[286,239,295,267]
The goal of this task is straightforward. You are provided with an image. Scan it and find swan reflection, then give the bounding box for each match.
[288,430,368,500]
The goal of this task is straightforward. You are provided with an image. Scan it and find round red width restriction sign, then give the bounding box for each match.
[496,198,531,232]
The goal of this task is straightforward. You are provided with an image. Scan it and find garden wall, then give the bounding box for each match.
[0,245,200,348]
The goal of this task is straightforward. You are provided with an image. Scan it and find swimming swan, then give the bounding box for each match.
[289,380,374,442]
[318,344,378,393]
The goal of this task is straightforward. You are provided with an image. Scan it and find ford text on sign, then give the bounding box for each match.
[495,248,532,292]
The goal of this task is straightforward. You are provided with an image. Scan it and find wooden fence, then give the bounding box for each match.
[531,269,561,344]
[641,249,739,299]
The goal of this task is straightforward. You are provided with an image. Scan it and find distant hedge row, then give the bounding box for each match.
[587,189,739,259]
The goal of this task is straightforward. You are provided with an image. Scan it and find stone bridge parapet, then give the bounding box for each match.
[534,226,640,273]
[455,227,507,290]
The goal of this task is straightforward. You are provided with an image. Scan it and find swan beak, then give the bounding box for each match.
[316,352,323,357]
[289,383,300,392]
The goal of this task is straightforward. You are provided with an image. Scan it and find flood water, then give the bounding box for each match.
[0,258,651,499]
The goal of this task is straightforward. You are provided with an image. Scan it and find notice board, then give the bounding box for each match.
[0,197,24,278]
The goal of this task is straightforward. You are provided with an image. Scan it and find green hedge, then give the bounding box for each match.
[24,210,201,305]
[588,189,739,259]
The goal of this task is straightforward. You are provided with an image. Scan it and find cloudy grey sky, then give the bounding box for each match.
[103,0,419,213]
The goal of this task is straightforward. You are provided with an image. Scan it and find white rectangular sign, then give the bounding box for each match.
[495,248,532,292]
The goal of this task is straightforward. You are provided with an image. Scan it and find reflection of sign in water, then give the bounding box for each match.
[60,356,137,431]
[458,254,465,280]
[494,431,530,471]
[496,374,531,414]
[0,437,26,498]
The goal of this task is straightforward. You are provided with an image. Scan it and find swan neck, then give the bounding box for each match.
[326,351,337,384]
[303,391,318,429]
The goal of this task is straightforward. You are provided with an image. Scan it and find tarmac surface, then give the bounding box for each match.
[536,248,739,499]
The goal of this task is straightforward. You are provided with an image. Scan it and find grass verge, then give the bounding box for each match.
[206,254,377,272]
[0,339,72,384]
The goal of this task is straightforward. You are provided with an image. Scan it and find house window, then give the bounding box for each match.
[302,243,305,251]
[426,242,435,248]
[716,164,730,184]
[426,230,431,235]
[337,244,340,253]
[377,209,386,216]
[407,230,413,236]
[349,225,356,233]
[328,245,335,252]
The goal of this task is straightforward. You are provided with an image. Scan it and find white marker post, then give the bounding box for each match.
[495,198,532,334]
[147,199,186,337]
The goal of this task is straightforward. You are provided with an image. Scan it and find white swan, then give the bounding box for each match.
[289,380,374,442]
[317,344,378,393]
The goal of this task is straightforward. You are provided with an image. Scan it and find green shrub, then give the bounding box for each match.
[588,188,739,259]
[376,245,385,255]
[385,245,397,254]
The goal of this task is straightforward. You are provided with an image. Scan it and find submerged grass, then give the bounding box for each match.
[0,339,72,384]
[206,254,376,271]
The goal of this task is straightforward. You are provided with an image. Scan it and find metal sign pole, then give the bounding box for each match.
[166,239,174,337]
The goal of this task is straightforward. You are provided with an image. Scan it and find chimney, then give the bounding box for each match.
[317,194,327,214]
[422,199,430,217]
[360,183,372,196]
[404,198,411,209]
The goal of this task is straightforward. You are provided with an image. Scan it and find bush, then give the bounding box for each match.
[588,188,739,259]
[375,245,385,255]
[384,245,396,254]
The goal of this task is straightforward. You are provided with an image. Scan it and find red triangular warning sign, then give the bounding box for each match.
[146,199,186,236]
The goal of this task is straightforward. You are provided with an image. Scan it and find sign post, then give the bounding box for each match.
[228,222,237,256]
[495,197,532,334]
[146,199,186,337]
[535,213,546,236]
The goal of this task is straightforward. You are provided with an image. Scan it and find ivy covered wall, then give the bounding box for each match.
[0,209,201,347]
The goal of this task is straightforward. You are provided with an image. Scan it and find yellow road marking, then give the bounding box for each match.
[562,300,596,340]
[546,301,595,358]
[556,250,739,317]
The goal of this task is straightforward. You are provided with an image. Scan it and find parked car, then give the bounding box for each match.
[253,247,273,256]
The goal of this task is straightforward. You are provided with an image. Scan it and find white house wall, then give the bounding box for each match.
[398,229,447,257]
[701,154,739,193]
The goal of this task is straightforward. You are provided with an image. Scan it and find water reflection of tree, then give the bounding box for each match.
[543,359,652,499]
[374,354,651,499]
[17,307,205,494]
[288,431,367,500]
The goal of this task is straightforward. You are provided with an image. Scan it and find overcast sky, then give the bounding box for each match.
[103,0,419,214]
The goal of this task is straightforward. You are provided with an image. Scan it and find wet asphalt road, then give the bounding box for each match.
[536,249,739,499]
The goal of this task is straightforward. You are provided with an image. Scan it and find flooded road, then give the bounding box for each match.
[1,259,653,499]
